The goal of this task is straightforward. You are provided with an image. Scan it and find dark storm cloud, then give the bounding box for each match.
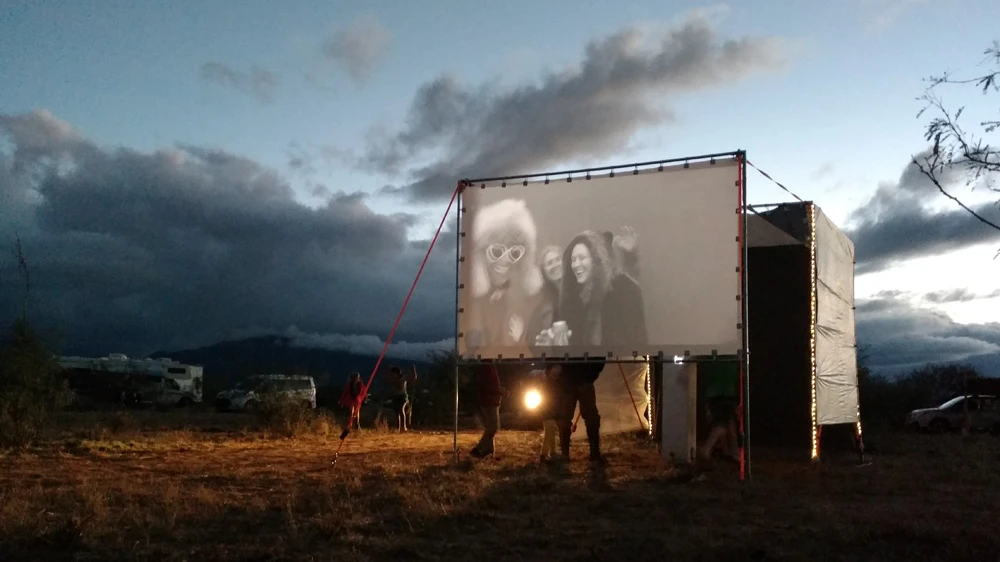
[322,15,391,84]
[856,292,1000,374]
[200,62,279,103]
[0,110,455,357]
[360,12,787,201]
[846,149,1000,274]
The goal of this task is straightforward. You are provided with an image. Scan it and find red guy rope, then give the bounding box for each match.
[616,362,647,430]
[332,181,463,460]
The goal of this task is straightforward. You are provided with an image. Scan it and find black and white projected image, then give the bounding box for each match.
[463,198,545,350]
[529,227,647,349]
[461,195,650,357]
[458,159,743,360]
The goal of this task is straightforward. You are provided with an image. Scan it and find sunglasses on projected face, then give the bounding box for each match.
[486,243,525,263]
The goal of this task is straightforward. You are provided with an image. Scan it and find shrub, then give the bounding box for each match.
[253,394,328,438]
[0,319,72,449]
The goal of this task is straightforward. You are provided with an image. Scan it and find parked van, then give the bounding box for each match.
[215,374,317,412]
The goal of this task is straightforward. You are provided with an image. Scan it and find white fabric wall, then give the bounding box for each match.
[571,358,649,438]
[814,206,860,425]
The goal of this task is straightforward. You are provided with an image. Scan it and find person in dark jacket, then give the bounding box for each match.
[555,358,606,463]
[470,361,506,458]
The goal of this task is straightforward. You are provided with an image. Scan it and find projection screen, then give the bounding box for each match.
[458,157,743,360]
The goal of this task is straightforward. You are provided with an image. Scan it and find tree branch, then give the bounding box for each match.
[912,157,1000,232]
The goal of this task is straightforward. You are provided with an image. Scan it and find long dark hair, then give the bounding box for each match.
[558,231,614,345]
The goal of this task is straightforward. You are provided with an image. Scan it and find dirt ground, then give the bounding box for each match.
[1,410,999,561]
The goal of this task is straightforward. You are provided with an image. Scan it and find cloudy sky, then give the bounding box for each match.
[1,0,999,373]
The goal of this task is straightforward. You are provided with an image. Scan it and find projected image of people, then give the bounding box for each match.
[464,199,543,348]
[525,245,563,345]
[534,227,648,349]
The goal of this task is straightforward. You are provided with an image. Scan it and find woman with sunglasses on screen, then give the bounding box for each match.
[464,199,543,353]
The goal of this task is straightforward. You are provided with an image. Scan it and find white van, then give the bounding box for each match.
[215,374,317,412]
[906,394,999,433]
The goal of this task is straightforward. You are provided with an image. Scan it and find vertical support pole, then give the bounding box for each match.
[687,361,699,464]
[736,150,752,483]
[453,181,464,463]
[809,203,820,461]
[454,360,460,462]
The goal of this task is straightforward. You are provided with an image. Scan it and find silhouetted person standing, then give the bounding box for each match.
[471,361,505,459]
[338,372,364,434]
[556,359,605,463]
[385,366,417,432]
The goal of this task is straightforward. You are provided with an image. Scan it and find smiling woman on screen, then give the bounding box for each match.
[535,229,648,349]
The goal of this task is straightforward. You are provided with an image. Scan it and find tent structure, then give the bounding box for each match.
[746,201,862,459]
[657,201,863,466]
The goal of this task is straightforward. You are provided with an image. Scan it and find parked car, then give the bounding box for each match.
[906,394,999,433]
[215,374,317,412]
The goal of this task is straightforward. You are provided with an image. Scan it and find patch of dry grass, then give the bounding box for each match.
[1,411,999,561]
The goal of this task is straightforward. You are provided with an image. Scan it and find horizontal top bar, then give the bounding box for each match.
[747,201,813,210]
[463,150,744,185]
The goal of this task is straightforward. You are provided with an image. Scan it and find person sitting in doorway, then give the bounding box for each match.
[698,361,741,463]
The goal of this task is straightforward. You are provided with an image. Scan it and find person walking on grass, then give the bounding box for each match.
[338,372,364,438]
[470,361,507,459]
[385,365,418,432]
[538,363,567,463]
[555,359,606,464]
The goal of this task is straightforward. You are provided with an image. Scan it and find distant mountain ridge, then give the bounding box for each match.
[150,335,438,396]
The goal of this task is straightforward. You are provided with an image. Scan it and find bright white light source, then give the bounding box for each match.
[524,389,542,410]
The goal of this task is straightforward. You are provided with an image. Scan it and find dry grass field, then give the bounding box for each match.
[1,410,999,561]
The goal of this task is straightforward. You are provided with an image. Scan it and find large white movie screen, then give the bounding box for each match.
[458,158,742,360]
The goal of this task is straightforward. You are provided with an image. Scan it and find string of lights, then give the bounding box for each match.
[809,204,820,460]
[645,357,652,439]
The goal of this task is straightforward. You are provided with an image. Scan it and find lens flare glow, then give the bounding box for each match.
[524,389,542,410]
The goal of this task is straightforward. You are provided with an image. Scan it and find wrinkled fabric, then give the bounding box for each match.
[814,207,860,425]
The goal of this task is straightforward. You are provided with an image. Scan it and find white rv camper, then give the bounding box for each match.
[58,353,204,407]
